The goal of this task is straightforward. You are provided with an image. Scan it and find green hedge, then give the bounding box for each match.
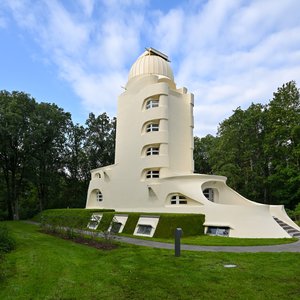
[34,209,205,238]
[121,212,205,238]
[34,209,115,231]
[154,214,205,238]
[122,213,140,234]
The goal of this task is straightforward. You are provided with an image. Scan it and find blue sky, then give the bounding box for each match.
[1,0,300,137]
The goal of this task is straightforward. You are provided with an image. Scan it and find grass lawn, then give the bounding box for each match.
[1,221,300,300]
[120,233,298,246]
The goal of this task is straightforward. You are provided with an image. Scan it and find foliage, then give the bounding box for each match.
[0,223,15,253]
[35,209,205,238]
[194,81,300,209]
[153,214,204,238]
[122,213,141,234]
[1,222,300,300]
[0,91,115,220]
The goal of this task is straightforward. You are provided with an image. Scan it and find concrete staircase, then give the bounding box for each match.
[273,217,300,238]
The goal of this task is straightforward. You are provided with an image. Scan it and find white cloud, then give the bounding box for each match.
[79,0,94,17]
[2,0,300,137]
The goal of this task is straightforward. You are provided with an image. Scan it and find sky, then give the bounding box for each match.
[0,0,300,137]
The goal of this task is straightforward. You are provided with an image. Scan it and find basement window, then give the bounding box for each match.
[206,226,229,237]
[110,222,122,234]
[87,213,102,230]
[137,224,152,235]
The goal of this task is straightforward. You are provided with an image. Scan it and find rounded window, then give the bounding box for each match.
[96,190,103,202]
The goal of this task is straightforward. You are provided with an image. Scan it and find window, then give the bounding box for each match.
[137,224,152,235]
[146,99,159,109]
[146,122,159,132]
[170,194,187,205]
[94,173,101,179]
[146,147,159,156]
[203,188,214,202]
[96,190,103,202]
[207,226,229,237]
[87,213,102,230]
[146,170,160,179]
[110,222,122,234]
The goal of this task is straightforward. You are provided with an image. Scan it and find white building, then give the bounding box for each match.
[86,48,300,238]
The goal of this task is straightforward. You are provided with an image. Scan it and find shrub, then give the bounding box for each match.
[0,224,16,253]
[154,214,205,238]
[122,213,140,234]
[34,209,205,239]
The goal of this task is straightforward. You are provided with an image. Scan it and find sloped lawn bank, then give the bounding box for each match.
[1,221,300,300]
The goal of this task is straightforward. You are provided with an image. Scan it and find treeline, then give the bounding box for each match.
[194,81,300,210]
[0,81,299,220]
[0,91,115,220]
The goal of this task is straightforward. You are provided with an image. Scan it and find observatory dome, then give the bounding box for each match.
[128,48,174,81]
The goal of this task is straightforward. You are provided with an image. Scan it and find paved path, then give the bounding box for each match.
[114,235,300,253]
[25,221,300,253]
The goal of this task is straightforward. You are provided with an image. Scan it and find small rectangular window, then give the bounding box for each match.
[146,147,159,156]
[146,170,160,179]
[179,200,187,204]
[207,226,229,237]
[146,99,159,109]
[137,225,152,235]
[146,123,159,132]
[171,200,177,205]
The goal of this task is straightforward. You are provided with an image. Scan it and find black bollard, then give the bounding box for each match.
[175,228,182,257]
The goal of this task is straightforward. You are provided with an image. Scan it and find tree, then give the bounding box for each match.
[62,122,90,208]
[85,113,116,170]
[0,91,36,219]
[264,81,300,207]
[29,102,71,211]
[193,135,216,174]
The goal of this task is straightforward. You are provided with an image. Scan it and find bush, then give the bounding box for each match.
[122,213,140,234]
[154,214,205,238]
[34,209,205,239]
[35,208,114,229]
[0,223,16,253]
[122,212,205,238]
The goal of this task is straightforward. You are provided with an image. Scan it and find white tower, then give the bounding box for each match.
[86,48,300,238]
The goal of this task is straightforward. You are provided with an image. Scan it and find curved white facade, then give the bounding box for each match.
[86,48,300,238]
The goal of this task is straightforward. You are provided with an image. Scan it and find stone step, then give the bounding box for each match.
[273,216,300,238]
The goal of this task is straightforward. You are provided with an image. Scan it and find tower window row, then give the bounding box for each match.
[146,99,159,109]
[144,96,160,110]
[146,146,159,156]
[146,170,160,179]
[146,122,159,132]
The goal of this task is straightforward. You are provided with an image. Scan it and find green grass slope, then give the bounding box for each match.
[1,222,300,300]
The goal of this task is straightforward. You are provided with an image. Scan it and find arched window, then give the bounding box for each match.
[146,122,159,132]
[94,173,101,179]
[203,188,214,202]
[96,190,103,202]
[146,146,159,156]
[170,194,187,205]
[146,99,159,109]
[146,170,160,179]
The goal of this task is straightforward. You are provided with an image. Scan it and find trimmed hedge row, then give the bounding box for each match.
[154,214,204,238]
[34,209,205,238]
[33,208,114,230]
